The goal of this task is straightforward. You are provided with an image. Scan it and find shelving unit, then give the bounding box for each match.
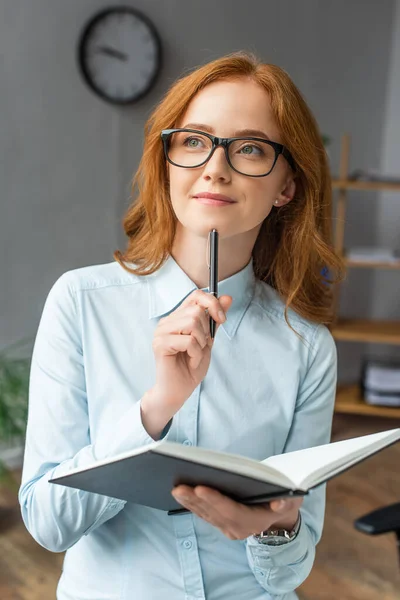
[335,385,400,418]
[331,133,400,418]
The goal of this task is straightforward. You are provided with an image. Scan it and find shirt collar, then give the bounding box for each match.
[147,255,256,340]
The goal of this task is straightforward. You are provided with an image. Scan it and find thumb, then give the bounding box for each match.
[269,497,303,514]
[219,295,233,315]
[210,296,233,341]
[269,499,289,513]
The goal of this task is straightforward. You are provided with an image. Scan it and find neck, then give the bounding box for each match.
[171,224,260,288]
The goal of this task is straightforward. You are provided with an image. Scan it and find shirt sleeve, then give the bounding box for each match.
[18,272,171,553]
[246,324,337,595]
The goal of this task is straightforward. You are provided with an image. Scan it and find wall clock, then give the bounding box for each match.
[78,6,162,105]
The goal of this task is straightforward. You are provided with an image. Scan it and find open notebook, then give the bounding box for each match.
[50,428,400,513]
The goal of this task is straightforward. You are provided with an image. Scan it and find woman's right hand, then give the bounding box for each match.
[141,290,233,438]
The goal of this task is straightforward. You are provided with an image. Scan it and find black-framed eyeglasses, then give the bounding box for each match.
[161,128,295,177]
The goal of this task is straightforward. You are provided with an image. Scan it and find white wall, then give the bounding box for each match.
[1,0,397,384]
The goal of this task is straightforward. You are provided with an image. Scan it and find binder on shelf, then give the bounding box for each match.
[361,358,400,408]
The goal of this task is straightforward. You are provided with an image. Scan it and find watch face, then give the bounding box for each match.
[78,7,162,105]
[257,535,292,546]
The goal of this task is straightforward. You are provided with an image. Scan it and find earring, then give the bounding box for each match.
[274,200,279,205]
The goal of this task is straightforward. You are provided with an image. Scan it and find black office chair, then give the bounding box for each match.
[354,503,400,567]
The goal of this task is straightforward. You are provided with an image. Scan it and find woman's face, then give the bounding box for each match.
[167,78,296,242]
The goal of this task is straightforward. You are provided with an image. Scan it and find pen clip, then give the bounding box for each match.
[206,231,211,270]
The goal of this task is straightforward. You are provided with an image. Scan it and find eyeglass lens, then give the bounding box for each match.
[166,131,276,176]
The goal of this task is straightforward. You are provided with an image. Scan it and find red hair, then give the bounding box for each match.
[114,51,344,325]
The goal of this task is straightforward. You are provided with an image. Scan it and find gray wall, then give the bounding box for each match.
[337,0,400,374]
[372,0,400,355]
[1,0,398,385]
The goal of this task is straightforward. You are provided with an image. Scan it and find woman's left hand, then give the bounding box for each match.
[171,485,303,540]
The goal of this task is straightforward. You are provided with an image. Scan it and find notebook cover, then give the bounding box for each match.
[50,450,305,512]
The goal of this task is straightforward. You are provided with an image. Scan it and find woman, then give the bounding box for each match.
[19,51,344,600]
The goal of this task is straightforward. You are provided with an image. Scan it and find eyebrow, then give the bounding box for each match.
[182,123,272,141]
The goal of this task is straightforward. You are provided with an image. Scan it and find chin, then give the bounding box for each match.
[185,221,246,240]
[192,219,229,236]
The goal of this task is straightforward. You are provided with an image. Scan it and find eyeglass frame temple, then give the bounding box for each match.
[160,128,296,174]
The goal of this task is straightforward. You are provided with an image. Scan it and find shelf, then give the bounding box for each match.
[331,319,400,344]
[332,179,400,191]
[345,259,400,270]
[332,135,400,418]
[335,384,400,418]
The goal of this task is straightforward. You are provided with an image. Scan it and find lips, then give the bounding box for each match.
[193,192,236,203]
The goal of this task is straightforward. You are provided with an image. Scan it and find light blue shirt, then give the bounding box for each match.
[19,255,337,600]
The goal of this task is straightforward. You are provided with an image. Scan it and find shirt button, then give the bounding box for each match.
[183,440,192,446]
[183,540,192,549]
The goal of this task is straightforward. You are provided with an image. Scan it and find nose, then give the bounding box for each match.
[201,146,232,182]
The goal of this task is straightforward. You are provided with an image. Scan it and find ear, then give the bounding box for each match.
[275,176,296,207]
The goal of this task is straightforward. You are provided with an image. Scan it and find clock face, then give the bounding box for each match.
[78,7,162,105]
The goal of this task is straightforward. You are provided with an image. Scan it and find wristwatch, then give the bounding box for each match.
[253,513,301,546]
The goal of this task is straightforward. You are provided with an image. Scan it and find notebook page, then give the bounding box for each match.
[262,428,400,490]
[157,442,294,488]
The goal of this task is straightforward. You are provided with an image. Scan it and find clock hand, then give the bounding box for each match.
[96,46,128,61]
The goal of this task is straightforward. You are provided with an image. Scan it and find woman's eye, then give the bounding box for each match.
[240,144,262,155]
[184,137,203,148]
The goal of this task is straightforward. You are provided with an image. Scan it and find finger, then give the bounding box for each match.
[160,303,211,341]
[171,486,205,514]
[186,335,207,370]
[172,485,196,503]
[172,487,224,527]
[178,293,233,340]
[181,290,230,326]
[219,295,233,314]
[178,497,213,523]
[194,487,280,534]
[158,311,209,348]
[180,304,211,340]
[177,487,280,540]
[192,488,227,527]
[194,486,244,525]
[152,333,203,368]
[209,295,234,337]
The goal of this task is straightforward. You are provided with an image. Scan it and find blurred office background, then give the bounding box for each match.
[0,1,400,598]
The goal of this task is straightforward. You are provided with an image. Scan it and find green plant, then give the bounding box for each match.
[0,338,32,480]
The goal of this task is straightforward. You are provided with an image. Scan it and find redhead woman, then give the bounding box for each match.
[19,52,343,600]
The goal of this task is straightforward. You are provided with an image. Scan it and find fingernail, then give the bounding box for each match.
[218,310,226,322]
[176,494,190,502]
[173,489,188,499]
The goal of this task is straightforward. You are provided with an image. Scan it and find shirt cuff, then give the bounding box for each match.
[247,512,311,568]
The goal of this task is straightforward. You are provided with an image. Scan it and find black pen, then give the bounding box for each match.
[209,229,219,338]
[167,230,218,518]
[167,507,191,516]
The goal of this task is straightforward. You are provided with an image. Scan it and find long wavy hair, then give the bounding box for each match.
[114,51,344,325]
